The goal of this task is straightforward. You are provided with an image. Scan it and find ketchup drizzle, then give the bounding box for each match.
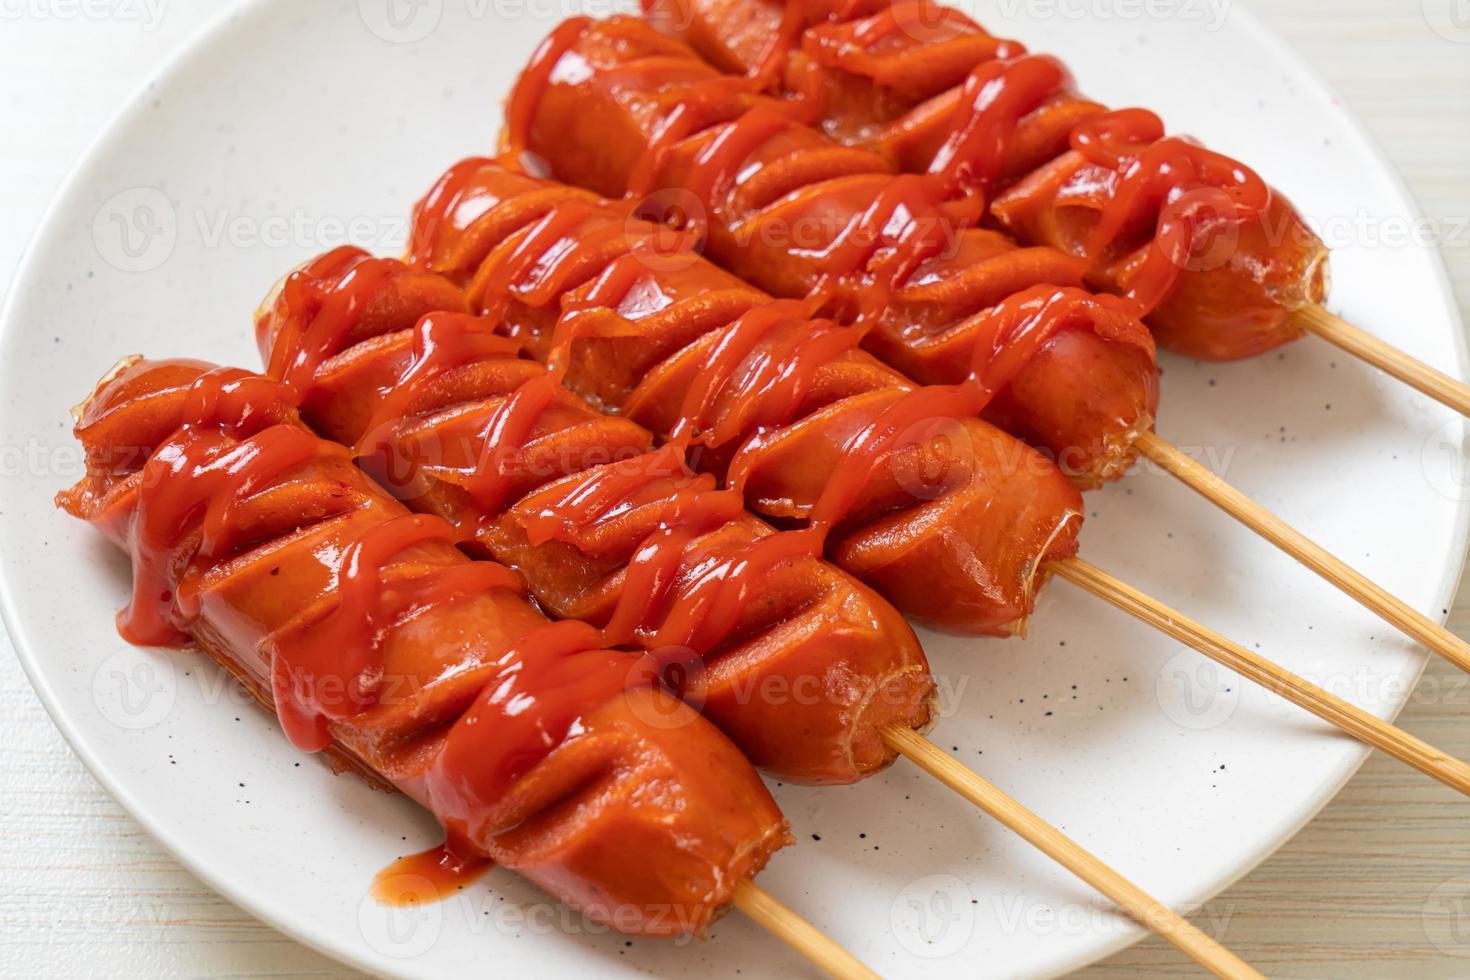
[266,247,397,395]
[266,514,523,752]
[698,1,1276,315]
[502,17,595,162]
[1069,109,1271,313]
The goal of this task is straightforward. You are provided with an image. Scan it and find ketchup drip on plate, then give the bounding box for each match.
[370,840,494,906]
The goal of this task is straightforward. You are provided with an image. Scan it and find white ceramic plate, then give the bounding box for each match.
[1,1,1466,977]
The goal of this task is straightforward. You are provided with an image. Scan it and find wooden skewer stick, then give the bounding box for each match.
[1295,304,1470,418]
[1135,431,1470,673]
[882,727,1262,980]
[733,879,880,980]
[1049,556,1470,796]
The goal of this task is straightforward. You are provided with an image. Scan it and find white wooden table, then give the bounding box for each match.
[1,1,1466,976]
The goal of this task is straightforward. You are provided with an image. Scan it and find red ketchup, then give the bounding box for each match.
[266,514,524,752]
[265,238,828,702]
[370,840,494,906]
[1068,108,1271,315]
[264,247,399,395]
[121,369,312,647]
[767,3,1278,320]
[425,619,651,842]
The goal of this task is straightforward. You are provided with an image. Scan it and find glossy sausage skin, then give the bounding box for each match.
[57,357,789,937]
[256,249,935,782]
[512,16,1158,486]
[641,0,1330,360]
[402,164,1085,635]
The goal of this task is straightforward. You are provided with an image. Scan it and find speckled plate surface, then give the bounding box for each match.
[1,1,1467,977]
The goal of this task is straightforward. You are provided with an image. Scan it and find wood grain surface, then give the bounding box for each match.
[1,0,1466,976]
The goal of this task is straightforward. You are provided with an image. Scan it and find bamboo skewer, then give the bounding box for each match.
[1136,431,1470,673]
[1295,304,1470,418]
[883,727,1263,980]
[733,879,880,980]
[1049,556,1470,796]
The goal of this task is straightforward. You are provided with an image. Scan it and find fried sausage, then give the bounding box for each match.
[396,167,1086,635]
[57,356,790,937]
[640,0,1331,360]
[256,247,935,781]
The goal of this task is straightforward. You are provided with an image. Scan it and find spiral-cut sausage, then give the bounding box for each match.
[640,0,1332,360]
[397,163,1085,635]
[502,16,1158,486]
[253,246,934,782]
[57,357,790,937]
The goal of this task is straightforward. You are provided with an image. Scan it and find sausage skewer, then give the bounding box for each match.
[499,15,1470,672]
[641,0,1470,417]
[56,358,888,978]
[394,161,1470,798]
[253,247,1262,976]
[256,247,937,785]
